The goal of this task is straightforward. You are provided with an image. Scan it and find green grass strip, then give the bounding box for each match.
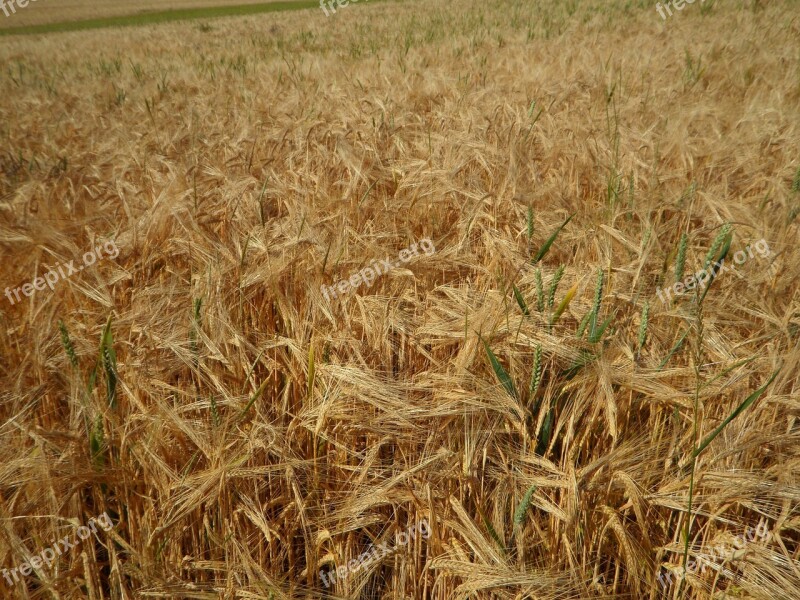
[0,1,320,37]
[481,337,518,401]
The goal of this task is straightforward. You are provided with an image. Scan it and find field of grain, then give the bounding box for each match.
[0,0,310,29]
[1,0,799,598]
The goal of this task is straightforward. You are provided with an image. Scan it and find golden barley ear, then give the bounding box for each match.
[551,281,577,329]
[637,301,649,356]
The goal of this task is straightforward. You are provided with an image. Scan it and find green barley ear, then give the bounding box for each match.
[100,316,117,409]
[576,311,591,339]
[103,345,117,408]
[638,301,649,354]
[59,320,78,369]
[513,484,537,530]
[792,166,800,193]
[529,344,543,403]
[675,233,688,284]
[210,395,220,427]
[547,265,565,309]
[535,268,545,312]
[642,227,652,251]
[591,269,604,317]
[698,228,734,303]
[703,223,731,270]
[588,269,604,335]
[527,206,534,247]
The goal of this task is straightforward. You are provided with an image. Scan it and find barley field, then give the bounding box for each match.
[0,0,308,29]
[1,0,799,598]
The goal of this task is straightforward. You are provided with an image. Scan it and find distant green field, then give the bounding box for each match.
[0,1,320,36]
